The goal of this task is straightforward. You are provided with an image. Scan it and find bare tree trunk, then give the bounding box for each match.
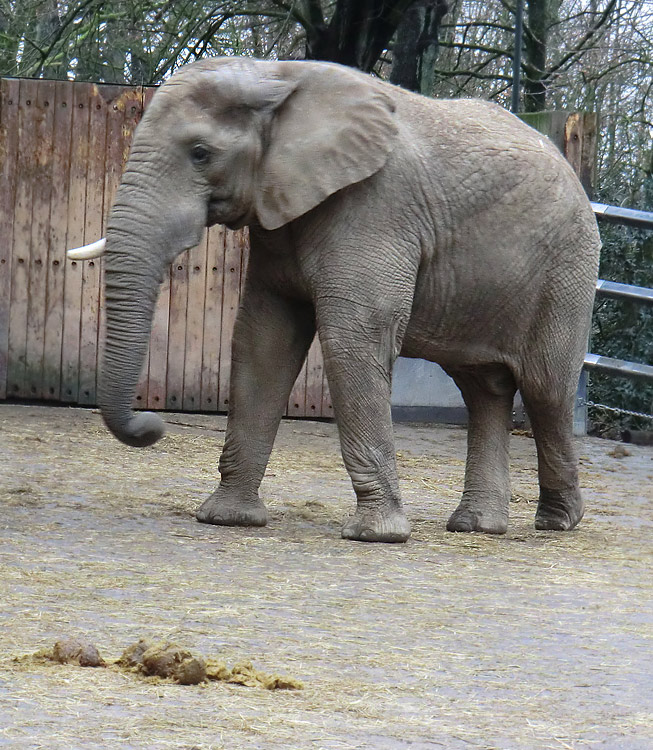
[390,1,448,94]
[418,0,449,95]
[524,0,558,112]
[304,0,421,73]
[389,7,422,90]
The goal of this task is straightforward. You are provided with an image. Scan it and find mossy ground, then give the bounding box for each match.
[0,404,651,749]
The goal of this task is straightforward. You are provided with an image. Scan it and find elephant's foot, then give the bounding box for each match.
[446,495,509,534]
[535,487,584,531]
[341,506,411,543]
[196,489,268,527]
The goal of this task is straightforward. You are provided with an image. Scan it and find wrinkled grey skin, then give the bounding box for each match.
[101,57,600,543]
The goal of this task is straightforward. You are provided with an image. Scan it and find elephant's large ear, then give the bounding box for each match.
[255,62,398,231]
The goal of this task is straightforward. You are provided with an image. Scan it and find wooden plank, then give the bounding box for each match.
[564,112,597,192]
[102,88,142,224]
[518,110,569,152]
[200,227,226,411]
[287,357,308,418]
[146,270,171,410]
[25,79,55,399]
[77,85,107,405]
[60,83,91,402]
[564,113,583,178]
[182,236,208,411]
[102,88,136,225]
[579,114,598,194]
[0,78,20,399]
[304,335,325,418]
[7,78,39,398]
[520,110,597,193]
[166,252,189,410]
[43,80,74,401]
[217,229,246,411]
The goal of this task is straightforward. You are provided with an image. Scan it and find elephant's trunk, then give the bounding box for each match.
[99,212,169,448]
[98,120,207,447]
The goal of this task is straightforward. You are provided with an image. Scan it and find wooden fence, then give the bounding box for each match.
[0,78,332,418]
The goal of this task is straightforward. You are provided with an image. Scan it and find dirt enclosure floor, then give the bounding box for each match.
[0,403,651,749]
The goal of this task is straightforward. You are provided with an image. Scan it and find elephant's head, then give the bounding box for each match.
[95,57,398,447]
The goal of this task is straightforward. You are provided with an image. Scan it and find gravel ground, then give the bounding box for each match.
[0,403,651,750]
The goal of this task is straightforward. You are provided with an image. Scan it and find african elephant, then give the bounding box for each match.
[70,57,600,543]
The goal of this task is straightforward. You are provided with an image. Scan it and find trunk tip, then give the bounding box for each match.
[104,411,166,448]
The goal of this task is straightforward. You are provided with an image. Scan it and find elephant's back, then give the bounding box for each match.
[388,92,600,364]
[391,91,568,176]
[388,90,594,243]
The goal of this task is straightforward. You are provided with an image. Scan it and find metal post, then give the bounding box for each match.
[574,369,588,436]
[511,0,524,113]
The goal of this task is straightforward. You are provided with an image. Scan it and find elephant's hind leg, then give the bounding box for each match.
[520,389,583,531]
[518,324,586,531]
[446,365,516,535]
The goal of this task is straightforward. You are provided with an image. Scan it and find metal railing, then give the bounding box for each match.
[587,202,653,384]
[572,202,653,431]
[592,202,653,230]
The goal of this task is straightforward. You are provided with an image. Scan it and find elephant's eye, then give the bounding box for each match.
[190,144,211,166]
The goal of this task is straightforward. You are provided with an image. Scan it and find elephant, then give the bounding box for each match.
[69,56,601,543]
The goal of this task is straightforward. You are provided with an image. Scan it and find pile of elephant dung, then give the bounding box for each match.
[51,637,106,668]
[118,639,207,685]
[121,638,303,689]
[204,658,303,690]
[16,638,106,669]
[16,637,303,690]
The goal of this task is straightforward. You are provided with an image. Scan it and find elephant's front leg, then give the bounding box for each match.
[318,303,411,543]
[196,288,315,527]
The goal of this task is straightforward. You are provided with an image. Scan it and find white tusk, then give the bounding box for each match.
[67,238,106,260]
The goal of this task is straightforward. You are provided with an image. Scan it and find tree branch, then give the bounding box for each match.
[545,0,619,80]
